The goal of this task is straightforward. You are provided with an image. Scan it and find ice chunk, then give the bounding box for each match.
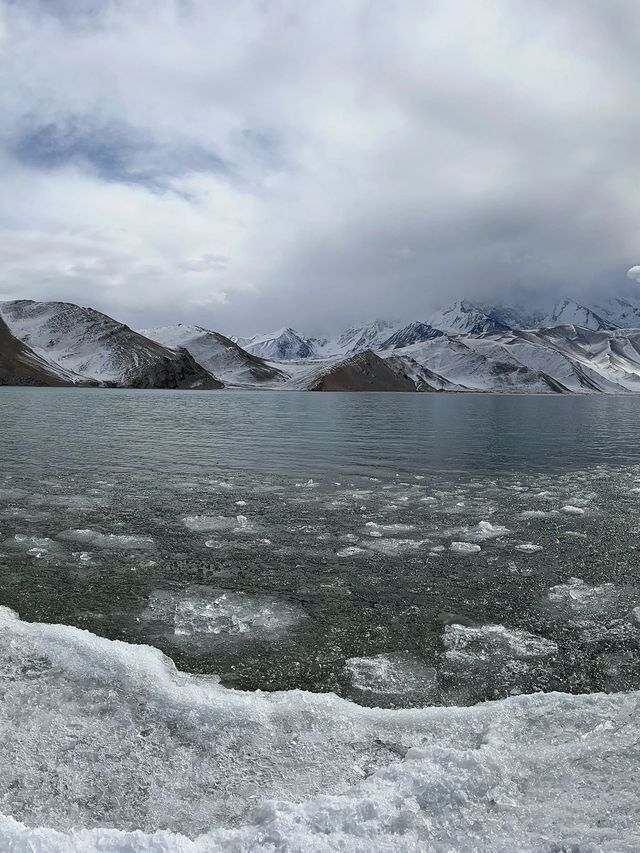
[336,546,366,557]
[345,652,437,704]
[547,577,618,612]
[295,479,317,488]
[364,522,416,535]
[442,623,558,703]
[145,587,305,637]
[58,529,154,550]
[5,534,55,557]
[444,624,557,661]
[447,521,509,543]
[543,578,640,641]
[365,538,429,556]
[183,514,261,534]
[561,505,585,515]
[450,541,481,554]
[515,543,543,554]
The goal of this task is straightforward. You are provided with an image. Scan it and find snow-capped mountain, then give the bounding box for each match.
[0,300,220,388]
[427,300,513,335]
[388,325,640,394]
[140,324,285,385]
[539,299,616,331]
[594,296,640,329]
[333,319,402,355]
[477,304,543,330]
[235,327,315,360]
[9,293,640,393]
[379,321,443,350]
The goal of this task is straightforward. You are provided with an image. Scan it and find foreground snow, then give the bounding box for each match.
[0,606,638,852]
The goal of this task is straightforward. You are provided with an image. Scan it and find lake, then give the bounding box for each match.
[2,387,640,707]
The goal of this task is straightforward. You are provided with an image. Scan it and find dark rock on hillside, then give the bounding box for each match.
[123,347,224,390]
[210,331,286,382]
[0,317,72,386]
[308,350,417,392]
[380,321,443,349]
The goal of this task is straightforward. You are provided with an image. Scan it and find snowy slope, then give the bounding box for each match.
[595,296,640,329]
[478,303,543,330]
[378,321,443,349]
[332,319,403,355]
[428,300,513,335]
[0,316,84,386]
[387,326,640,393]
[140,324,285,385]
[540,299,616,331]
[0,300,220,387]
[236,327,315,360]
[395,336,558,393]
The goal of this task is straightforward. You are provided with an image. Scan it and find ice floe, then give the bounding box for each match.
[447,520,510,543]
[561,505,585,515]
[5,534,56,557]
[442,623,558,703]
[364,538,429,556]
[58,529,155,550]
[515,543,543,553]
[449,541,481,554]
[336,546,366,557]
[345,652,437,705]
[183,514,262,534]
[145,587,305,637]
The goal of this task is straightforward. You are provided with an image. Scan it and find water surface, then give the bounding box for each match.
[2,388,640,707]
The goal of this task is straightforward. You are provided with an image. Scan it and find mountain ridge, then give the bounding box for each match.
[5,295,640,393]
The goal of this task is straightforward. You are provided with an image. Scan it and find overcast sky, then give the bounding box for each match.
[1,0,639,334]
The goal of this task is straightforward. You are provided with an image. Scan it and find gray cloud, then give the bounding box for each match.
[1,0,639,336]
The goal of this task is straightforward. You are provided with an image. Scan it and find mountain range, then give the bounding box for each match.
[4,295,640,393]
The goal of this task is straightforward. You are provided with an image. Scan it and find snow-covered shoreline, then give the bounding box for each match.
[1,605,638,852]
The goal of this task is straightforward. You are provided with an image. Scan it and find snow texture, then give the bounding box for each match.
[0,606,639,852]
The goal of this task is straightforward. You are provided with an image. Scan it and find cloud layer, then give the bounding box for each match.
[1,0,640,333]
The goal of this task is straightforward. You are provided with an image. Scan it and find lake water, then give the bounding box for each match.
[3,388,640,847]
[2,388,640,708]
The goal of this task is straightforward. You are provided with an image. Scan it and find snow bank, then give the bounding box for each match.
[0,607,639,851]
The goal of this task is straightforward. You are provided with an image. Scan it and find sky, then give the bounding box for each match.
[1,0,640,335]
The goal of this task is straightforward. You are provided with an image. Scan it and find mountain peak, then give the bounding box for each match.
[540,299,616,331]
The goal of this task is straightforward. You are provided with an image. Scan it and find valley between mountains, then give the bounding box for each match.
[4,296,640,393]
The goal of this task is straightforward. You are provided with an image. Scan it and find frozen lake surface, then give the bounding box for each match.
[1,388,640,850]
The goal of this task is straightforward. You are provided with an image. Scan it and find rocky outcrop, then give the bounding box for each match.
[123,347,224,390]
[307,350,416,392]
[210,331,286,383]
[0,317,74,386]
[140,324,286,385]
